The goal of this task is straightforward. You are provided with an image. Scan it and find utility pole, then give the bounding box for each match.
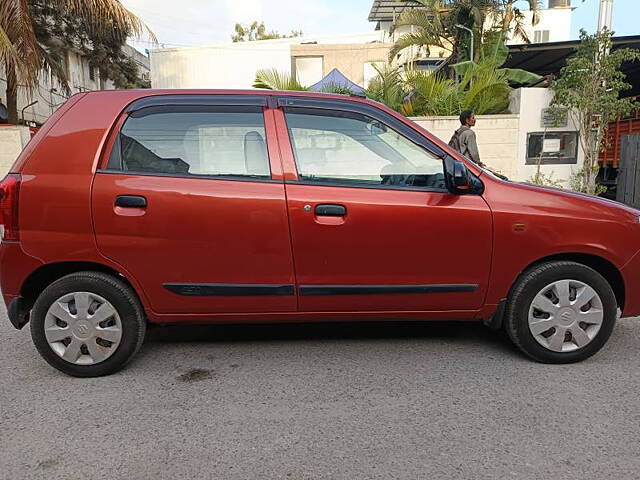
[593,0,614,190]
[598,0,614,32]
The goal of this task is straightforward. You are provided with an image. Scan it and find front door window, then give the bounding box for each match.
[284,108,445,190]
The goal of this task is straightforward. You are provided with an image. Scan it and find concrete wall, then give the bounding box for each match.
[411,115,521,179]
[0,126,30,174]
[411,88,582,186]
[511,87,582,186]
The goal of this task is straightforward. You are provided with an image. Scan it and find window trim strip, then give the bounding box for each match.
[125,94,268,113]
[104,102,275,180]
[96,169,282,184]
[284,179,448,193]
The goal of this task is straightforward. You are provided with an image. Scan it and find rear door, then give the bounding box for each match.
[92,95,296,314]
[276,97,492,313]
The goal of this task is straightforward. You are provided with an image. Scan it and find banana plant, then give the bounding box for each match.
[451,33,542,86]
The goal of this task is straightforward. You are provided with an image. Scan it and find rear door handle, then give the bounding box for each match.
[115,195,147,208]
[315,204,346,216]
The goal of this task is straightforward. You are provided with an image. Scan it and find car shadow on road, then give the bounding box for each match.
[145,320,519,356]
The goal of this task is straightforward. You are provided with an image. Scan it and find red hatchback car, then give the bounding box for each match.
[1,89,639,376]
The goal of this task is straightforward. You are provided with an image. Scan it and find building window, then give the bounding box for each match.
[526,132,579,165]
[89,66,95,81]
[534,30,550,43]
[294,56,324,87]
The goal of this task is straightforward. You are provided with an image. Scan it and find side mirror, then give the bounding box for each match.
[444,156,472,194]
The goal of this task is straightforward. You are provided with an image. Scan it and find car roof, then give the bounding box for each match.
[83,88,370,103]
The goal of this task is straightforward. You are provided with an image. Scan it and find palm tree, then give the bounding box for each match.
[389,0,497,66]
[0,0,153,123]
[402,69,461,115]
[402,66,512,116]
[389,0,541,66]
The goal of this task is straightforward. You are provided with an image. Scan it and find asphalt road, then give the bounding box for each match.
[2,311,640,480]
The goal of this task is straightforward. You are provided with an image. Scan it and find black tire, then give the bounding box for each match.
[30,271,146,377]
[504,261,617,363]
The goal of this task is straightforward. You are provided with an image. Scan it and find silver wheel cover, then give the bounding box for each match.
[528,279,604,353]
[44,292,123,365]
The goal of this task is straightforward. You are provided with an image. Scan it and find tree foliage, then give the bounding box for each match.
[232,21,301,42]
[253,69,309,91]
[254,37,527,117]
[550,29,640,194]
[365,64,412,114]
[389,0,542,67]
[0,0,152,123]
[528,169,564,188]
[451,31,541,85]
[375,37,536,116]
[30,1,151,91]
[401,64,512,116]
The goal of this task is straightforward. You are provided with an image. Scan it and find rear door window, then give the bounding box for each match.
[110,105,270,178]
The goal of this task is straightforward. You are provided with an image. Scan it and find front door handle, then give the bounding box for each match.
[115,195,147,208]
[315,204,346,216]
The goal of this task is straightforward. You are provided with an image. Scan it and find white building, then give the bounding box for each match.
[368,0,573,45]
[150,32,388,90]
[1,46,150,126]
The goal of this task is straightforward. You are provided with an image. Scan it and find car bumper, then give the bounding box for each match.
[621,249,640,317]
[0,241,43,328]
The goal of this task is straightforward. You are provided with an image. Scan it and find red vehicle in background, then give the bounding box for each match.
[2,89,640,377]
[598,108,640,198]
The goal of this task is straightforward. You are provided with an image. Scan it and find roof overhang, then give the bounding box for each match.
[505,35,640,97]
[368,0,425,22]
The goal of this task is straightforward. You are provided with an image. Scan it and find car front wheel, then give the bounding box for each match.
[504,261,617,363]
[30,271,146,377]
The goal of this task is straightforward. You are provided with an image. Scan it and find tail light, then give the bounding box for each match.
[0,174,21,241]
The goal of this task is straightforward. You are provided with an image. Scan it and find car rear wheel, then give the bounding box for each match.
[504,261,617,363]
[30,272,146,377]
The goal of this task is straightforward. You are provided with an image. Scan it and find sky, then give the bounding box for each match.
[120,0,639,52]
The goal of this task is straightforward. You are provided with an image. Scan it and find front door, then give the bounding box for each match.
[277,101,492,313]
[92,97,296,314]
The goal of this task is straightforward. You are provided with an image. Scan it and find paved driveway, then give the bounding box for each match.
[2,312,640,479]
